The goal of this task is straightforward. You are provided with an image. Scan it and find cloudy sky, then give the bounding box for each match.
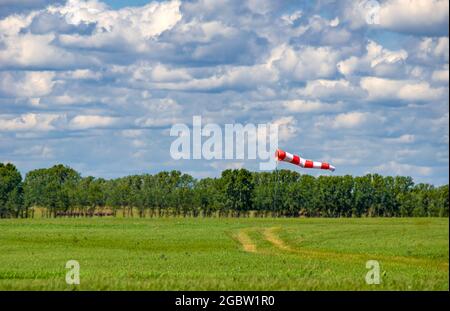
[0,0,448,184]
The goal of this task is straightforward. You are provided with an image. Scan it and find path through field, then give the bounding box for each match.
[235,228,257,253]
[235,226,449,271]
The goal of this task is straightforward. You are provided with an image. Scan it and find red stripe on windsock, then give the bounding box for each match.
[291,155,300,165]
[305,160,314,168]
[276,149,286,161]
[321,162,330,170]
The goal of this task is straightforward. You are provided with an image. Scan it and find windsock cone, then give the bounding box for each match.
[275,149,335,172]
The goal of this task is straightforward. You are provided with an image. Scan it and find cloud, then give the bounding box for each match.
[360,77,446,101]
[291,14,352,46]
[28,11,96,34]
[0,0,182,70]
[121,129,144,138]
[69,115,117,129]
[160,22,269,66]
[54,0,182,50]
[384,134,415,144]
[342,0,448,36]
[432,65,450,83]
[377,0,449,36]
[330,111,370,129]
[337,40,408,77]
[281,10,302,25]
[0,113,62,131]
[147,64,191,82]
[135,116,183,128]
[122,62,191,87]
[373,161,434,176]
[0,33,96,70]
[272,116,297,142]
[275,45,340,81]
[53,0,182,38]
[0,71,55,97]
[14,144,54,158]
[0,10,36,34]
[63,69,102,80]
[146,64,277,92]
[282,99,326,113]
[296,79,365,100]
[414,37,449,64]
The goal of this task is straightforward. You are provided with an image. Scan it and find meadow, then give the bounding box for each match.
[0,217,448,290]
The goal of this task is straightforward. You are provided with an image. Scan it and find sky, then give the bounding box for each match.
[0,0,448,185]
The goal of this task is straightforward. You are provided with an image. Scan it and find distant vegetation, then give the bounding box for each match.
[0,163,448,218]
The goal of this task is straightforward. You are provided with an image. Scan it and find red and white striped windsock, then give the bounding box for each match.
[275,149,335,172]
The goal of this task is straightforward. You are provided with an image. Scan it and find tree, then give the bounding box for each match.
[1,162,449,219]
[220,169,254,216]
[0,163,23,218]
[436,185,449,217]
[23,165,80,217]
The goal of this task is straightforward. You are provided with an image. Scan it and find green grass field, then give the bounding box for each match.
[0,217,448,290]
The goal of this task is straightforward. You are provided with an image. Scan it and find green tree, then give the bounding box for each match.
[0,163,23,218]
[23,165,80,217]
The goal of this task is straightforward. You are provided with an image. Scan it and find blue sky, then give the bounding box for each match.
[0,0,448,185]
[105,0,154,8]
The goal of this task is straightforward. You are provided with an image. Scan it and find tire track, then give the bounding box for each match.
[262,227,449,270]
[262,227,294,252]
[235,228,257,253]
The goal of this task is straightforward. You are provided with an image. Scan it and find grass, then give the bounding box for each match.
[0,217,448,290]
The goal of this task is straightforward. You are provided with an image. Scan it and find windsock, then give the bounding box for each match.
[275,149,335,172]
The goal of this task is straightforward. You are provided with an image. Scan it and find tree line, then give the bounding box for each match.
[0,163,448,218]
